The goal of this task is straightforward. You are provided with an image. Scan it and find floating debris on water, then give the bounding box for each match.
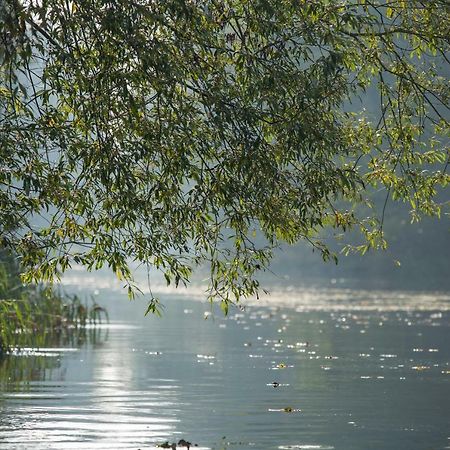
[157,439,197,449]
[267,382,290,388]
[268,407,301,413]
[268,406,302,413]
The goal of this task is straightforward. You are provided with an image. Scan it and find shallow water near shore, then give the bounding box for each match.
[0,286,449,449]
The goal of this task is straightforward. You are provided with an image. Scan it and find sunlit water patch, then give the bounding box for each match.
[61,267,450,312]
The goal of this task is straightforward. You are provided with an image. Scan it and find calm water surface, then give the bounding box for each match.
[0,286,449,450]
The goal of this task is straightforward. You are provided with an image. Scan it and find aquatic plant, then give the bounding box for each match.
[0,251,108,353]
[0,290,108,352]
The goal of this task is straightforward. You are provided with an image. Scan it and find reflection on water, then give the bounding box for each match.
[0,327,108,387]
[0,287,449,450]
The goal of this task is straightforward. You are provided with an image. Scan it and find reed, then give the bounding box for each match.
[0,250,108,353]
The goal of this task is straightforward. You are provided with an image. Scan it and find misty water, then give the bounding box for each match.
[0,281,449,450]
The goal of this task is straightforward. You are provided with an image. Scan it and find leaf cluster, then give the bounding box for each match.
[0,0,448,310]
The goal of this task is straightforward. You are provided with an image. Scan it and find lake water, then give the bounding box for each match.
[1,283,449,450]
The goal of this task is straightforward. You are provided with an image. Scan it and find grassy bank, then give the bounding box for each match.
[0,250,107,353]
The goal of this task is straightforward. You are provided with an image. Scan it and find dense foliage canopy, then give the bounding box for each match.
[1,0,449,311]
